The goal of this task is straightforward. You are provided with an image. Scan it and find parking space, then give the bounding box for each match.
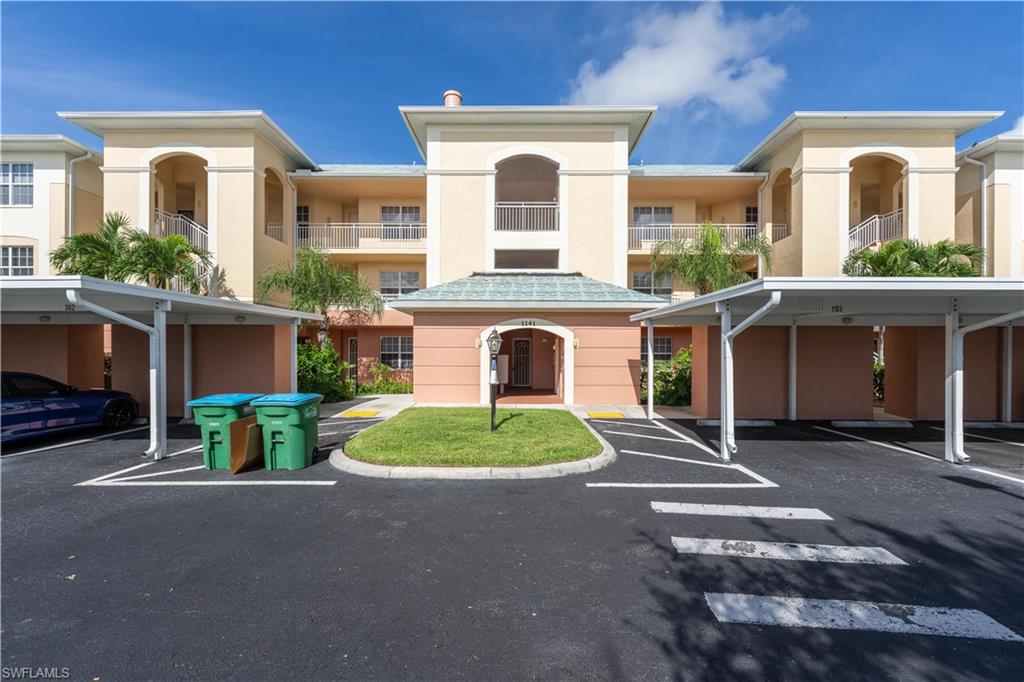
[1,414,1022,679]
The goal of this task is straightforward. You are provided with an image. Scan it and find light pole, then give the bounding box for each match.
[486,328,503,432]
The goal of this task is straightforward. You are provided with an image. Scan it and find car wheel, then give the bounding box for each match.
[103,400,135,429]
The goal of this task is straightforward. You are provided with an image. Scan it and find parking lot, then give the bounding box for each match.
[2,414,1022,680]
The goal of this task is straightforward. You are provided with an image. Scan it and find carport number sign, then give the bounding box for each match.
[519,319,537,327]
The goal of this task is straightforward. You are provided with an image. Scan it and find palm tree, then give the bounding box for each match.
[843,239,982,277]
[127,231,212,294]
[650,220,774,296]
[256,248,384,341]
[49,211,135,281]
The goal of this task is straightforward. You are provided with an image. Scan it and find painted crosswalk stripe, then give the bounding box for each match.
[704,593,1024,642]
[672,537,906,565]
[653,502,832,520]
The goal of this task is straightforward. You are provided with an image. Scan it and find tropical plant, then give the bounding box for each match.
[297,338,355,402]
[127,231,212,294]
[651,220,773,295]
[256,248,384,341]
[843,239,982,277]
[640,346,693,406]
[202,264,236,299]
[49,211,136,281]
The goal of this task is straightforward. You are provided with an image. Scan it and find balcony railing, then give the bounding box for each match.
[296,222,427,251]
[153,209,208,252]
[265,223,285,242]
[848,211,903,256]
[495,202,559,232]
[628,223,760,250]
[772,223,790,243]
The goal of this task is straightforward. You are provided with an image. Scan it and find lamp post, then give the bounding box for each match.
[486,328,503,432]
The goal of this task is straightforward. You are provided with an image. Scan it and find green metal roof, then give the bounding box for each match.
[390,273,667,311]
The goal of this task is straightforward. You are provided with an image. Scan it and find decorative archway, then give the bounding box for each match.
[478,318,575,405]
[139,144,219,258]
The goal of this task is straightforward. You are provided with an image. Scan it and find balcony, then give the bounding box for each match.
[296,222,427,252]
[494,202,559,232]
[628,223,760,252]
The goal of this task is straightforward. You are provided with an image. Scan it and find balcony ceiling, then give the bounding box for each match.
[629,177,762,203]
[293,177,426,202]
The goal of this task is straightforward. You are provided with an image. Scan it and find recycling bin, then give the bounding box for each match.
[251,393,324,471]
[187,393,264,469]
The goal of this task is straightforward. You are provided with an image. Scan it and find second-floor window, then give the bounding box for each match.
[381,206,420,224]
[632,271,673,298]
[745,206,759,224]
[1,163,33,206]
[380,336,413,369]
[633,206,673,225]
[296,205,309,224]
[0,245,34,276]
[380,271,420,300]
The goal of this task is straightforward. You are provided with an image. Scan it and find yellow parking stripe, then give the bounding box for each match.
[587,411,625,419]
[340,410,381,418]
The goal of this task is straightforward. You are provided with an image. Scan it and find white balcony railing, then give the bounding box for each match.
[296,222,427,251]
[494,202,559,232]
[153,209,208,252]
[265,223,285,242]
[772,223,790,243]
[628,223,760,250]
[848,211,903,256]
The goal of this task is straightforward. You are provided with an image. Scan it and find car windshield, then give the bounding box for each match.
[7,375,65,397]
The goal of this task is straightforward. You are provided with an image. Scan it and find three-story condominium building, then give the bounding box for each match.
[31,92,1020,411]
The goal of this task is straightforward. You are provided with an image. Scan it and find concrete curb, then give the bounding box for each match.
[328,416,616,480]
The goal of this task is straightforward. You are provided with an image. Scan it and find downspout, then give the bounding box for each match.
[67,151,94,238]
[755,173,770,278]
[959,154,987,276]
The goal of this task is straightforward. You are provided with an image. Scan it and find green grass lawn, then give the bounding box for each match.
[345,407,602,467]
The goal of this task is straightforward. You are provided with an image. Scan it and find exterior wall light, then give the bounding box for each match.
[39,315,52,323]
[235,315,247,324]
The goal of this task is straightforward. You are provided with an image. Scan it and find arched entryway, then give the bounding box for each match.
[263,167,286,242]
[770,168,792,242]
[494,155,560,233]
[149,151,210,254]
[479,318,575,405]
[841,147,916,261]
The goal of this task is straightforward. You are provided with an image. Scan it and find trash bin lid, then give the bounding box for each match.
[186,393,264,407]
[251,393,323,406]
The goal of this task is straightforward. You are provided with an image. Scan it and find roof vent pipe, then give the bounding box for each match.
[443,89,463,107]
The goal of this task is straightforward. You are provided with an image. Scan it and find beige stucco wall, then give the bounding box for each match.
[955,145,1023,277]
[438,175,487,281]
[566,174,617,281]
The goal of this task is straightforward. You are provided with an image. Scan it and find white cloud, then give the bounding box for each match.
[568,3,806,124]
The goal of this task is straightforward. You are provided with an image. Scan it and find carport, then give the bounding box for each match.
[1,276,319,460]
[632,277,1024,463]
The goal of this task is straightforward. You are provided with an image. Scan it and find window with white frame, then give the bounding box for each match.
[745,206,758,224]
[633,206,673,225]
[1,163,34,206]
[0,245,34,276]
[380,336,413,369]
[381,206,420,223]
[631,271,673,298]
[641,337,673,363]
[296,205,309,224]
[380,271,420,300]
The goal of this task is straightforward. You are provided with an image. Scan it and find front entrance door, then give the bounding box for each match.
[348,338,358,380]
[511,339,531,386]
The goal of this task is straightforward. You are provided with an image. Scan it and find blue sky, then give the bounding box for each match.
[2,2,1022,165]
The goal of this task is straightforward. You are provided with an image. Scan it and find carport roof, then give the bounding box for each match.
[630,277,1024,327]
[0,276,321,325]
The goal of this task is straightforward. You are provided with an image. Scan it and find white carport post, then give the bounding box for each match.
[944,300,960,463]
[66,290,170,460]
[949,307,1024,463]
[716,291,783,461]
[645,319,655,419]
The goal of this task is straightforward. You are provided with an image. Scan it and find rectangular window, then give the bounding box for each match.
[641,337,673,363]
[296,205,309,224]
[380,271,420,300]
[745,206,758,224]
[0,246,34,276]
[494,249,559,270]
[1,163,33,206]
[633,206,673,225]
[631,271,672,298]
[380,336,413,369]
[381,206,420,223]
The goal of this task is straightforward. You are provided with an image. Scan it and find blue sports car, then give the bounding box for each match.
[1,372,140,444]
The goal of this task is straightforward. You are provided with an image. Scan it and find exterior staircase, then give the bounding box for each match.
[848,210,903,256]
[153,209,211,293]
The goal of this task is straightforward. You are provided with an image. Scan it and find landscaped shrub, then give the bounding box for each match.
[356,362,413,395]
[297,339,355,402]
[873,360,885,404]
[640,346,693,406]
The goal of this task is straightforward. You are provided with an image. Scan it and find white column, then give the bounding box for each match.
[943,300,959,463]
[788,323,798,420]
[1003,325,1013,423]
[645,319,655,419]
[719,303,734,462]
[147,301,168,461]
[290,321,299,392]
[182,319,192,421]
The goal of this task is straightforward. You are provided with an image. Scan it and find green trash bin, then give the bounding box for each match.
[252,393,324,471]
[187,393,264,470]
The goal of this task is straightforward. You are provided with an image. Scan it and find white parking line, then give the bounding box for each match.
[111,465,206,481]
[588,482,774,489]
[929,426,1024,448]
[704,593,1024,642]
[814,426,938,462]
[673,537,906,565]
[655,421,721,459]
[3,426,149,458]
[590,419,663,430]
[969,468,1024,485]
[93,480,336,487]
[604,430,688,443]
[652,502,832,520]
[623,450,736,469]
